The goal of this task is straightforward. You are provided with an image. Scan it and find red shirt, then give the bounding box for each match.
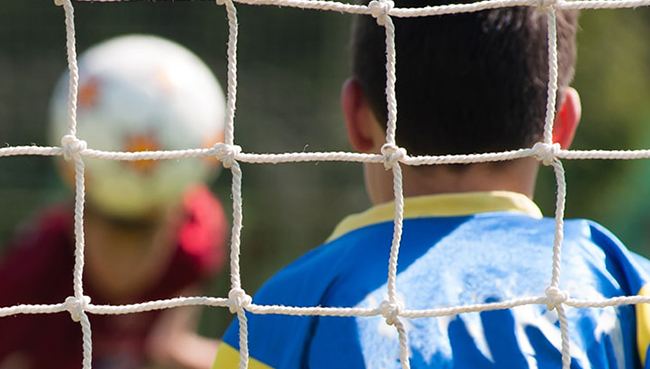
[0,185,227,369]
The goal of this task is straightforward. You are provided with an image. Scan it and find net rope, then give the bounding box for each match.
[2,0,650,368]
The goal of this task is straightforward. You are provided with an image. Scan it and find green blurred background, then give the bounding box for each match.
[2,0,650,339]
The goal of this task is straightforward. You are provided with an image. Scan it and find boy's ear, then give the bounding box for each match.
[341,78,383,153]
[552,87,581,149]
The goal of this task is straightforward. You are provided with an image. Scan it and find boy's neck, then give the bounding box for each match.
[364,157,539,205]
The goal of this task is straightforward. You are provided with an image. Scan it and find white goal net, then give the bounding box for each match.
[2,1,650,369]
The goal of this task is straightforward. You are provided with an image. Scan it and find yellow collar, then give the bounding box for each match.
[327,191,542,242]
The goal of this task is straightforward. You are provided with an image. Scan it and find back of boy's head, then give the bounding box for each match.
[351,0,578,156]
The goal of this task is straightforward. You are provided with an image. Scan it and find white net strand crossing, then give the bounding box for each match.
[3,0,650,369]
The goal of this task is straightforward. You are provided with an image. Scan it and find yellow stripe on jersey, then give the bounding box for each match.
[326,191,543,242]
[637,284,650,366]
[212,342,274,369]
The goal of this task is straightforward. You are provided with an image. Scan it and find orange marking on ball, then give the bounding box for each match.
[123,133,161,174]
[78,77,100,109]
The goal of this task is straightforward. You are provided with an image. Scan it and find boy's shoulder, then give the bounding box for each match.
[255,191,649,306]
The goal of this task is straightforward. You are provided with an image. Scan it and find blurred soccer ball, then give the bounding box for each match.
[49,34,226,219]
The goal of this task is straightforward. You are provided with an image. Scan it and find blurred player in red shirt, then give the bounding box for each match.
[0,35,229,369]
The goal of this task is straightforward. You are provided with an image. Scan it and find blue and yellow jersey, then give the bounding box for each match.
[214,191,650,369]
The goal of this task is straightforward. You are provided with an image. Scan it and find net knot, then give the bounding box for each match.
[379,300,403,325]
[213,143,242,169]
[53,0,65,6]
[64,295,90,322]
[228,288,252,314]
[545,286,568,311]
[368,0,394,26]
[381,143,407,170]
[532,142,560,166]
[61,135,88,161]
[215,0,227,6]
[537,0,558,11]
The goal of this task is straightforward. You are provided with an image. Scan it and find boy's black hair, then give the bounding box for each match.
[351,0,578,156]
